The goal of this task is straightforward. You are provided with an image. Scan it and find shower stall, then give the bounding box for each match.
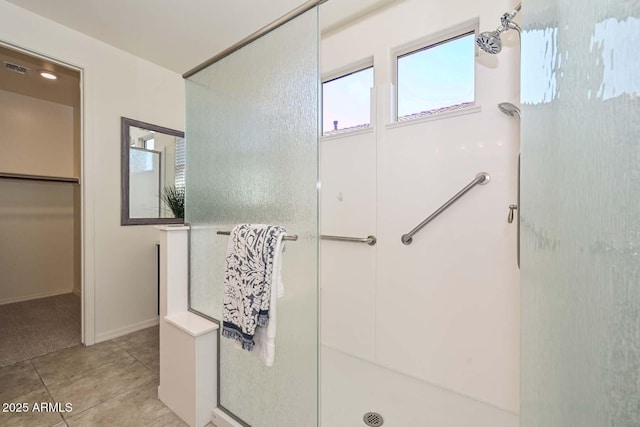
[177,0,640,424]
[183,0,520,426]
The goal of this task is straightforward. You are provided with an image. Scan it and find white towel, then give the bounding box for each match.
[253,233,285,367]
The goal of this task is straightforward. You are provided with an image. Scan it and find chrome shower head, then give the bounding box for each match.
[498,102,521,118]
[476,31,503,54]
[477,3,522,54]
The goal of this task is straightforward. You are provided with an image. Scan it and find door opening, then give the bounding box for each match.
[0,41,86,364]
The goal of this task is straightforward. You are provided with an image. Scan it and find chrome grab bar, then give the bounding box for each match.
[216,231,376,245]
[401,172,491,245]
[216,230,298,241]
[322,234,376,246]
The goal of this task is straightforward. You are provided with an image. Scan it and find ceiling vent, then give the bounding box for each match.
[3,61,29,75]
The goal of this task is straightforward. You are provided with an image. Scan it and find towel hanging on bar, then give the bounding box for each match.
[221,224,287,354]
[217,230,298,241]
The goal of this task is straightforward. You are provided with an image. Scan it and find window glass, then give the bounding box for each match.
[322,66,373,135]
[397,32,475,120]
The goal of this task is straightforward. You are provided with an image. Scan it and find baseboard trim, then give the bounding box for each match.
[95,317,159,343]
[0,288,74,305]
[72,288,81,297]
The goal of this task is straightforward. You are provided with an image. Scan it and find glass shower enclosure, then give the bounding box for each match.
[184,6,319,427]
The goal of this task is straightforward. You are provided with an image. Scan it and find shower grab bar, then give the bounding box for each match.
[322,234,377,246]
[401,172,491,245]
[216,230,299,241]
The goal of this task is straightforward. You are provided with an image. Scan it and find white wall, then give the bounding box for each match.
[0,0,185,342]
[320,0,520,424]
[0,90,76,304]
[0,180,75,304]
[0,90,74,177]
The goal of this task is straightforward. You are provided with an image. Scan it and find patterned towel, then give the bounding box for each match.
[222,224,286,351]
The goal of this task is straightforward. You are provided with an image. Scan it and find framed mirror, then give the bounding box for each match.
[121,117,185,225]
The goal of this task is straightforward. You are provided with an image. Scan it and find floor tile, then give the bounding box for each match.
[47,355,154,415]
[113,326,159,355]
[0,361,44,403]
[32,341,128,387]
[130,345,159,374]
[1,318,181,426]
[0,388,65,427]
[65,382,187,427]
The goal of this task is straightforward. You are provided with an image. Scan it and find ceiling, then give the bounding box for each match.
[6,0,398,75]
[0,44,80,107]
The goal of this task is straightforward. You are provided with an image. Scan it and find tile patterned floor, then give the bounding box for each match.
[0,326,188,427]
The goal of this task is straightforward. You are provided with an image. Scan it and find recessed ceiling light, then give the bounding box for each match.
[39,70,57,80]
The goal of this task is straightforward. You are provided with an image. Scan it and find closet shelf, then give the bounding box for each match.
[0,172,79,183]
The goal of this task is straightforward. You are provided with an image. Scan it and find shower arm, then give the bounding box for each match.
[500,3,522,35]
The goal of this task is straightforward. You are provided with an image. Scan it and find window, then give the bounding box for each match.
[396,32,475,121]
[322,66,374,135]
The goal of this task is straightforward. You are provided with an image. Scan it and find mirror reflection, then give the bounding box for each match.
[121,117,185,225]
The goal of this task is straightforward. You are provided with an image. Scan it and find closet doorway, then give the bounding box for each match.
[0,43,83,367]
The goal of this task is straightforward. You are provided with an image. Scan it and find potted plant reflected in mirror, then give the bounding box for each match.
[161,186,185,219]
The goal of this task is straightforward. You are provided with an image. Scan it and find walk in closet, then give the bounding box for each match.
[0,44,81,366]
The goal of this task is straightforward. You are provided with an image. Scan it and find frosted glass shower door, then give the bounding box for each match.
[185,8,319,427]
[521,0,640,425]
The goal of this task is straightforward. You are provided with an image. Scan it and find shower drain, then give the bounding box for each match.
[363,412,384,427]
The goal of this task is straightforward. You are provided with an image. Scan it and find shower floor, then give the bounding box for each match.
[321,345,518,427]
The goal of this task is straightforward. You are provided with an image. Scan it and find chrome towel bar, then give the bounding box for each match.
[216,230,299,241]
[216,231,376,245]
[401,172,490,245]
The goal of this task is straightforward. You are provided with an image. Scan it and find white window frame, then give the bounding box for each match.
[390,19,479,126]
[321,57,375,139]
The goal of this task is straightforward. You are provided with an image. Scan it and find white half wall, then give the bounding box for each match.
[0,0,185,343]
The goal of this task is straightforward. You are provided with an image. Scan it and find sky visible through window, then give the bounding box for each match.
[397,33,475,118]
[321,32,474,134]
[322,67,373,134]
